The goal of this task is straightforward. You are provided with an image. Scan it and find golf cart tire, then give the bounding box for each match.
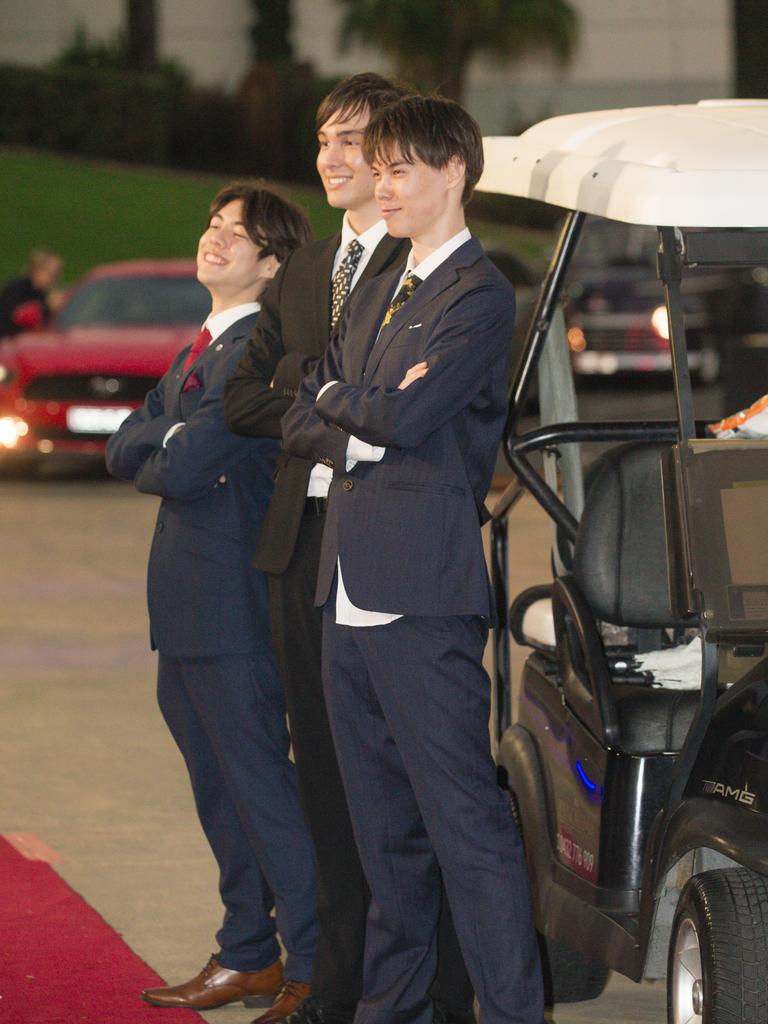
[667,868,768,1024]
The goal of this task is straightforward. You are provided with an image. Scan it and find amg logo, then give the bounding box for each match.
[702,779,756,806]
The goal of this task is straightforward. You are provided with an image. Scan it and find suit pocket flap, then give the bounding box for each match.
[387,481,465,497]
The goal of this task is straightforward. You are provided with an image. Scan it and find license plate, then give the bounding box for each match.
[66,406,133,434]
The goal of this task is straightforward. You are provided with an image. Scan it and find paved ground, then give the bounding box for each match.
[0,462,667,1023]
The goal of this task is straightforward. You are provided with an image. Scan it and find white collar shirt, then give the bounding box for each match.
[205,302,261,342]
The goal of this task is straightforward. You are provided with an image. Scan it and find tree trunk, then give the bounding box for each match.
[430,37,471,103]
[396,51,467,101]
[734,0,768,96]
[126,0,157,71]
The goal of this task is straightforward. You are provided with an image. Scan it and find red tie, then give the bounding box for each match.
[183,326,212,372]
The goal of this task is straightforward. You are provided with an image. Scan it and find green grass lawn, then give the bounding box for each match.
[0,147,343,285]
[0,146,551,287]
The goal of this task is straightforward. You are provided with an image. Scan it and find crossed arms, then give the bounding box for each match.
[281,281,514,467]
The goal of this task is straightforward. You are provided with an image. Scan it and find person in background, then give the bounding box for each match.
[281,94,545,1024]
[224,75,474,1024]
[106,183,318,1022]
[0,249,63,336]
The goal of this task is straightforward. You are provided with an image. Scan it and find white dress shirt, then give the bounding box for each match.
[162,302,261,447]
[332,228,473,626]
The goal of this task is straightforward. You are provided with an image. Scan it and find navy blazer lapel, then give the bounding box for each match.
[176,312,260,412]
[357,233,408,287]
[363,238,483,382]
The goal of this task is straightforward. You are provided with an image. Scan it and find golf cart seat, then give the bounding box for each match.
[551,442,701,754]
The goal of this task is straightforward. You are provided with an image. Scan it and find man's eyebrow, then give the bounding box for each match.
[373,159,409,170]
[318,129,364,139]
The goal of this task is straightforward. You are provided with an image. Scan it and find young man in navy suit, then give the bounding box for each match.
[106,184,318,1020]
[281,97,545,1024]
[225,76,473,1024]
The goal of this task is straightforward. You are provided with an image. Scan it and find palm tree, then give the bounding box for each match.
[336,0,579,103]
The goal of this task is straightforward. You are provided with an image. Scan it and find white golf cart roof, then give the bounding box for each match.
[478,100,768,227]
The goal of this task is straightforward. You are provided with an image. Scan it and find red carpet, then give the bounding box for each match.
[0,835,203,1023]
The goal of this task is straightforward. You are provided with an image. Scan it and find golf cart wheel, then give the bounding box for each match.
[667,868,768,1024]
[508,790,609,1004]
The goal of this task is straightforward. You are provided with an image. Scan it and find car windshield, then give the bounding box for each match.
[572,217,658,269]
[56,275,210,328]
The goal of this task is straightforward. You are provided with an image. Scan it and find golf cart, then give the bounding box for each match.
[478,102,768,1023]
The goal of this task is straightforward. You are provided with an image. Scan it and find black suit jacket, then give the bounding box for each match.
[223,231,407,574]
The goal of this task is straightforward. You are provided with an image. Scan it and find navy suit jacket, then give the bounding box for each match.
[281,238,515,619]
[106,314,279,657]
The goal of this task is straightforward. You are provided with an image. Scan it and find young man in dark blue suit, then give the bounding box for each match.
[225,75,473,1024]
[282,97,545,1024]
[106,184,318,1020]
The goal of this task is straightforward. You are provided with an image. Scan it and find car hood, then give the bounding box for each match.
[1,326,197,377]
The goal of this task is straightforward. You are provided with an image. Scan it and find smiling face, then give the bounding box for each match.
[316,108,379,234]
[196,199,278,311]
[372,149,466,258]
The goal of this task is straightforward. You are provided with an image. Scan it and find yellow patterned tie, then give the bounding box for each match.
[380,273,421,329]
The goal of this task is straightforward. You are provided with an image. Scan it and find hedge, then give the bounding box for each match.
[0,64,180,164]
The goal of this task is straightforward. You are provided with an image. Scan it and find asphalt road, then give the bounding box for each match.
[1,382,705,1023]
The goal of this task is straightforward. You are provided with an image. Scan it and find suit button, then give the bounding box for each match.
[342,479,354,492]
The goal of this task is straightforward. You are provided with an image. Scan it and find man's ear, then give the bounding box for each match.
[261,255,280,281]
[445,155,466,195]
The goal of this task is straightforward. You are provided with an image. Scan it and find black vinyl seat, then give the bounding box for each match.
[551,442,700,755]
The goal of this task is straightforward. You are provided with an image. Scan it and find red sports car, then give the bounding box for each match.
[0,260,210,465]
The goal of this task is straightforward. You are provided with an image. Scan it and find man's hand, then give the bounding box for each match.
[398,361,428,390]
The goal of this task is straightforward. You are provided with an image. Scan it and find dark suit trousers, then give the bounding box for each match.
[267,513,474,1013]
[321,611,545,1024]
[157,651,317,980]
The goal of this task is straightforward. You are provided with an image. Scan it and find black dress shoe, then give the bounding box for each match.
[283,995,356,1023]
[433,1002,476,1024]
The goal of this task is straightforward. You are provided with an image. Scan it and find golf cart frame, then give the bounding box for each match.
[479,102,768,1020]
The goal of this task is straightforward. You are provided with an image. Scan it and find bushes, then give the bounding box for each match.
[0,61,336,183]
[0,64,180,164]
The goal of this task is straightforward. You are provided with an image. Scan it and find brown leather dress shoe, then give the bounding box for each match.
[141,953,283,1009]
[252,980,311,1022]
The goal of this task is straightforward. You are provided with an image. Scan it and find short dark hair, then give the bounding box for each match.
[207,183,312,262]
[363,94,484,205]
[315,72,410,133]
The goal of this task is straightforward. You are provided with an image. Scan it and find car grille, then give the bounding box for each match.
[24,375,157,402]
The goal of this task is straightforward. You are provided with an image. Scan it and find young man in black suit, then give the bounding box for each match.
[224,76,474,1024]
[107,185,318,1021]
[281,95,545,1024]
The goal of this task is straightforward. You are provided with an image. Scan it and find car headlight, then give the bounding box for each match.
[0,416,29,448]
[650,304,670,340]
[0,365,15,386]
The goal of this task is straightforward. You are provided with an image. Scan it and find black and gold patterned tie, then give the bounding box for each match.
[380,273,421,329]
[330,239,365,329]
